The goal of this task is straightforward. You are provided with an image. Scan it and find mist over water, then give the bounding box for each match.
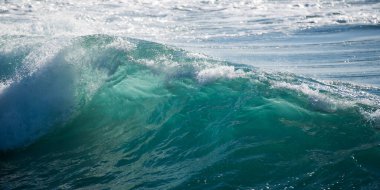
[1,0,380,189]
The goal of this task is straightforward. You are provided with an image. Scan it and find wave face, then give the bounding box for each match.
[1,35,380,189]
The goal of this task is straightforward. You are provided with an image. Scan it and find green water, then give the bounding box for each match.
[1,35,380,189]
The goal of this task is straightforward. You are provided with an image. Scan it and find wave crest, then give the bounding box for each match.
[0,35,379,151]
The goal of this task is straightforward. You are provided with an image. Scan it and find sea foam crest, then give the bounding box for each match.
[272,81,342,112]
[196,66,246,83]
[366,109,380,128]
[271,78,380,124]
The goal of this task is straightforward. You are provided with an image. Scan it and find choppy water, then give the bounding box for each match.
[1,0,380,189]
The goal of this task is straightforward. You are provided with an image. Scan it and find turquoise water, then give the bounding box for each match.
[1,35,380,189]
[1,0,380,189]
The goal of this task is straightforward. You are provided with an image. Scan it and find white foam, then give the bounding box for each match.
[272,81,342,112]
[271,75,380,118]
[0,81,10,95]
[137,55,180,73]
[134,49,247,83]
[196,66,245,83]
[0,0,378,42]
[367,109,380,128]
[105,37,136,51]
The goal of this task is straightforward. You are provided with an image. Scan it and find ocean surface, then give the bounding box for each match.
[1,0,380,189]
